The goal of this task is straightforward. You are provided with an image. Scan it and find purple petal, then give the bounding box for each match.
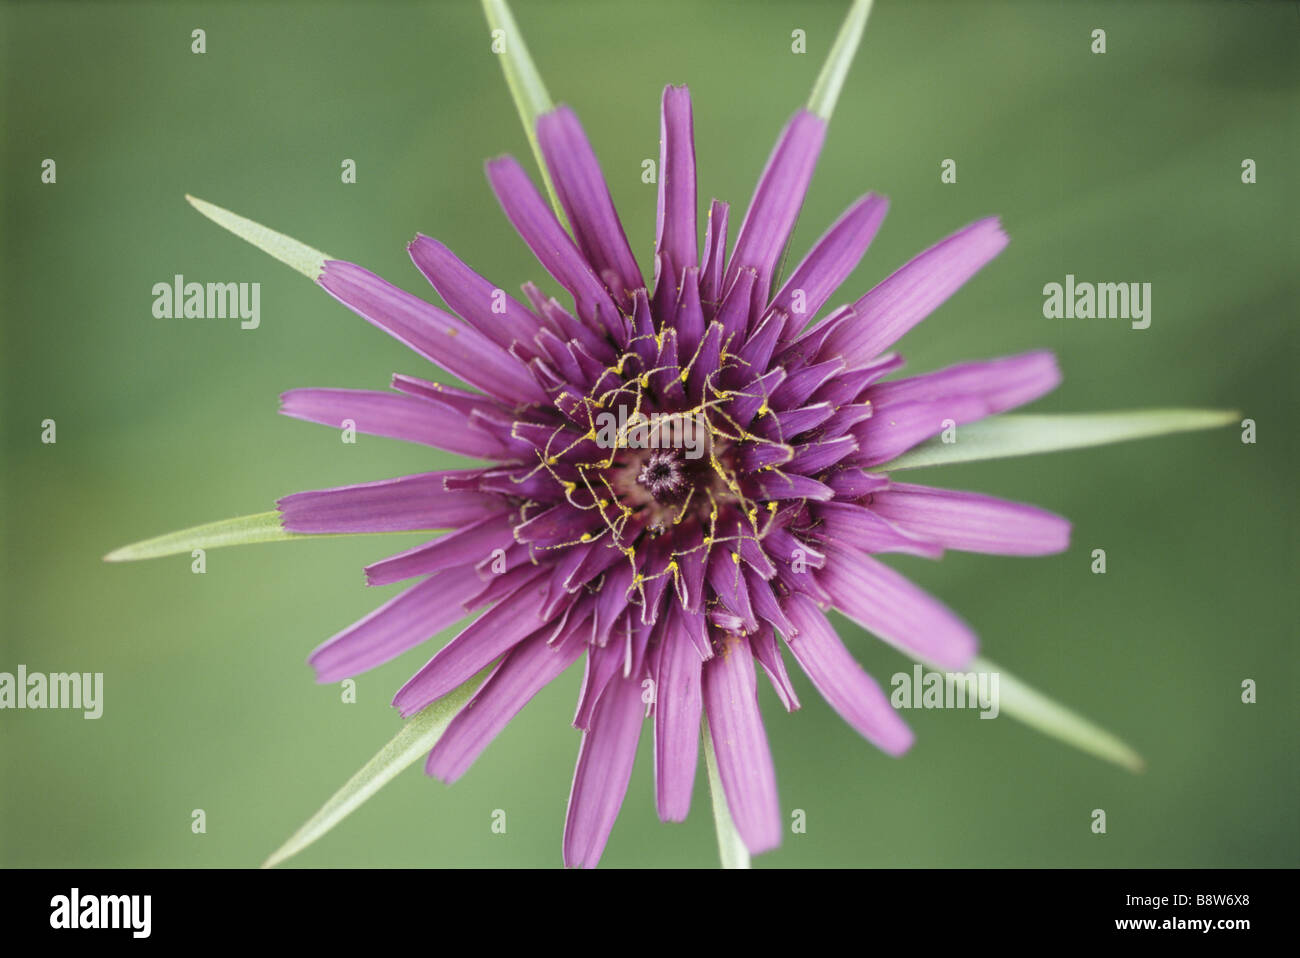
[674,267,706,362]
[703,633,782,856]
[364,512,517,587]
[866,350,1061,411]
[769,193,889,339]
[850,398,990,467]
[407,235,544,354]
[574,639,625,730]
[655,85,698,277]
[818,542,977,669]
[707,550,758,636]
[426,628,585,783]
[724,110,827,312]
[853,351,1062,465]
[391,567,552,717]
[485,155,626,341]
[782,593,914,755]
[317,260,545,406]
[749,622,801,712]
[714,268,758,346]
[813,500,943,559]
[308,565,482,682]
[786,434,858,474]
[823,466,891,498]
[279,387,510,459]
[699,200,730,314]
[768,358,846,410]
[278,472,502,534]
[537,106,644,302]
[752,402,835,441]
[762,523,826,570]
[748,471,835,502]
[653,617,702,822]
[817,217,1009,365]
[563,675,645,868]
[868,482,1071,556]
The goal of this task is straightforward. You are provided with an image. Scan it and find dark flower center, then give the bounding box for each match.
[638,451,686,501]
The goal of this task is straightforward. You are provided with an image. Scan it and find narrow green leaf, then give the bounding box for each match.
[185,194,330,280]
[808,0,875,121]
[103,511,306,562]
[702,717,751,869]
[262,676,483,868]
[958,656,1146,772]
[481,0,568,229]
[884,408,1239,471]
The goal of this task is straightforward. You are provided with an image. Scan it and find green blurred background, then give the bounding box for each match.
[2,0,1296,868]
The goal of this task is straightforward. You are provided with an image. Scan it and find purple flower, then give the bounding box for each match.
[273,84,1070,867]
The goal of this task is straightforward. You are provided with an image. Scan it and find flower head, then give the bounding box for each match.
[275,82,1069,867]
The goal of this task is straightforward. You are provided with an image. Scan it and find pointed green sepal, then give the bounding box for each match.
[186,194,330,280]
[262,675,484,868]
[884,409,1239,471]
[703,717,751,869]
[808,0,875,121]
[481,0,568,229]
[103,511,309,562]
[963,656,1145,772]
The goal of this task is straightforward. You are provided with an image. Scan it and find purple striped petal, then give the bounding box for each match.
[725,109,827,311]
[699,200,730,313]
[425,627,585,783]
[391,567,552,717]
[769,193,889,339]
[782,593,914,756]
[749,622,801,712]
[817,217,1009,365]
[674,267,706,362]
[748,471,835,502]
[819,542,977,669]
[850,397,991,466]
[364,513,517,587]
[653,617,702,822]
[814,500,943,559]
[867,482,1071,556]
[308,566,482,682]
[866,350,1061,411]
[407,235,544,354]
[280,388,510,459]
[563,675,645,868]
[574,638,625,730]
[786,434,858,474]
[485,155,625,340]
[823,466,891,498]
[703,633,782,856]
[317,260,545,406]
[278,471,501,534]
[537,106,644,302]
[655,85,698,276]
[707,550,758,633]
[853,351,1062,465]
